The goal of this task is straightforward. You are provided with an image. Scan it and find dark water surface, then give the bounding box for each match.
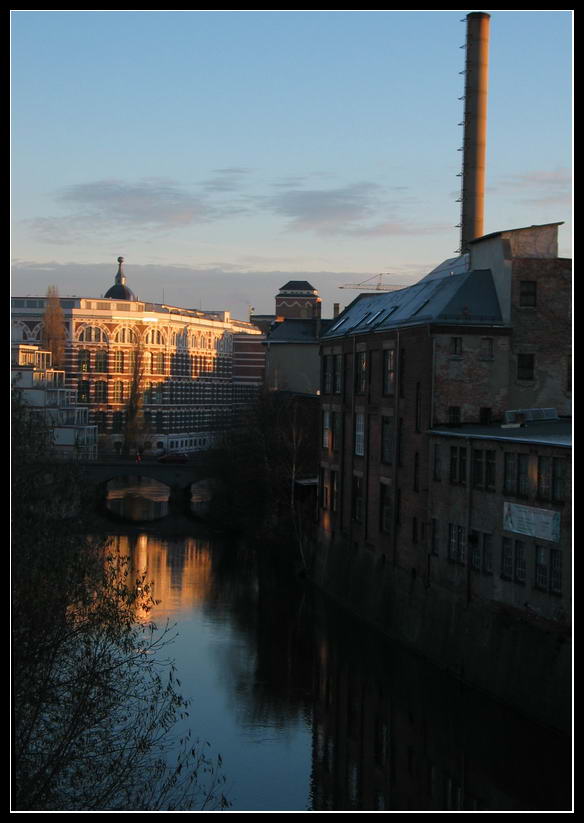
[103,525,571,813]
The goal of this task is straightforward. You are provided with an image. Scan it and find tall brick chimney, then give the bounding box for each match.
[460,11,490,253]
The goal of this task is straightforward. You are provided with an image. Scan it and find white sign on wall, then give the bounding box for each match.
[503,502,561,543]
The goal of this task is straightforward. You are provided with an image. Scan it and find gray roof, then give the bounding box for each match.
[323,264,503,340]
[279,281,317,292]
[266,318,335,344]
[430,419,572,448]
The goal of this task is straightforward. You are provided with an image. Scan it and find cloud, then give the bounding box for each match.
[263,181,447,237]
[265,182,385,234]
[57,178,213,228]
[200,167,253,192]
[493,168,572,208]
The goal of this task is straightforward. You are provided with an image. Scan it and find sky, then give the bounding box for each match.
[11,10,572,321]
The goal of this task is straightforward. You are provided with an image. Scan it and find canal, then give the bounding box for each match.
[99,480,571,811]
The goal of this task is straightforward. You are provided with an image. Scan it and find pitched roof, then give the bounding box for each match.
[322,265,504,339]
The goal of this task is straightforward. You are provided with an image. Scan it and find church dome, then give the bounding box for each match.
[105,256,136,300]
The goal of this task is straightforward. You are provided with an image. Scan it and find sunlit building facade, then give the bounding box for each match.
[11,258,264,455]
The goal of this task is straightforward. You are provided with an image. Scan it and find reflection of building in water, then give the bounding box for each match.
[310,612,570,811]
[109,534,213,621]
[105,477,171,521]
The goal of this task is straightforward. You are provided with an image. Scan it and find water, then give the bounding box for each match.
[101,527,571,812]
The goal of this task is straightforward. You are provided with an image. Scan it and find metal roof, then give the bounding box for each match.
[323,264,504,340]
[429,419,572,448]
[266,318,334,344]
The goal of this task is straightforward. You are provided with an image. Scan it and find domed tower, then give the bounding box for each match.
[105,256,136,301]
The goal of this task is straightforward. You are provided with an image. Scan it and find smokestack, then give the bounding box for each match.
[460,11,490,253]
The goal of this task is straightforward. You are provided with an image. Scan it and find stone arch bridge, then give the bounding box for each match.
[75,457,213,516]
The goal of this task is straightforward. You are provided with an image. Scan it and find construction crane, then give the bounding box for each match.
[339,273,407,291]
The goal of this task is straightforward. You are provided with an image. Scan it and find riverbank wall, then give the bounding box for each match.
[307,536,571,733]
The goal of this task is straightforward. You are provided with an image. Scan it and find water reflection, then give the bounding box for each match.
[103,531,571,812]
[105,476,170,521]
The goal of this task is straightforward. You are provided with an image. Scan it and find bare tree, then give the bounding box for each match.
[41,285,66,368]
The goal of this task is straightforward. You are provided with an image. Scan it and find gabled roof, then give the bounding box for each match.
[323,264,504,340]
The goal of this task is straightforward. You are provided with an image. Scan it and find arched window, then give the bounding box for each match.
[145,328,163,345]
[114,327,137,344]
[95,350,108,372]
[79,326,107,343]
[78,349,90,372]
[143,351,152,373]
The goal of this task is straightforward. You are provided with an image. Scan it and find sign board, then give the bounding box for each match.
[503,502,560,543]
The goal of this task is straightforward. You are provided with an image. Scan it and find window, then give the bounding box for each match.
[552,458,566,502]
[480,337,494,360]
[381,417,393,464]
[77,380,90,403]
[355,352,368,394]
[152,351,165,374]
[448,406,461,426]
[472,450,484,488]
[470,531,481,570]
[79,326,106,343]
[382,349,396,395]
[114,327,137,344]
[485,451,496,491]
[78,349,90,372]
[94,381,107,402]
[433,444,442,481]
[431,519,439,556]
[332,411,341,452]
[501,538,514,579]
[448,524,465,564]
[413,452,419,492]
[113,351,124,372]
[380,484,392,534]
[519,280,537,307]
[479,407,492,425]
[112,412,124,433]
[482,533,493,574]
[95,411,107,433]
[113,381,124,403]
[450,446,467,485]
[95,350,108,372]
[517,353,535,381]
[450,337,463,356]
[503,453,516,494]
[550,550,562,594]
[322,356,333,394]
[333,354,343,394]
[352,476,364,523]
[415,383,422,432]
[517,454,530,497]
[537,456,552,499]
[514,540,526,583]
[354,413,365,456]
[331,471,339,513]
[535,545,548,590]
[322,411,331,449]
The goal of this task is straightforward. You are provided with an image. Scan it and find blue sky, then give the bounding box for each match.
[11,10,572,319]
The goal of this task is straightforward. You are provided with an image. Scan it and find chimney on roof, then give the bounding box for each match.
[333,303,340,318]
[460,12,490,253]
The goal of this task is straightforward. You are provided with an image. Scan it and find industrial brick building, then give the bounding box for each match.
[317,222,571,623]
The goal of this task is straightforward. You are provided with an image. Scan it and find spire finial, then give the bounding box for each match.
[115,256,126,285]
